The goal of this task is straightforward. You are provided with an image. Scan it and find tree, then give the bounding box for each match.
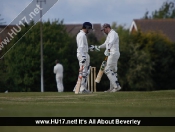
[130,31,175,90]
[143,1,175,19]
[0,20,77,92]
[126,43,154,91]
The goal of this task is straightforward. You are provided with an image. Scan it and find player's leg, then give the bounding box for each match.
[79,54,91,93]
[104,53,121,92]
[104,81,113,92]
[73,54,85,92]
[60,77,64,92]
[104,64,115,92]
[114,52,121,90]
[56,76,64,92]
[114,65,121,90]
[105,63,121,92]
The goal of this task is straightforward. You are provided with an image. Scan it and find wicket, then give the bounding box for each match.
[88,67,97,92]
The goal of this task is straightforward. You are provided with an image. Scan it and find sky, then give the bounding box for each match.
[0,0,167,28]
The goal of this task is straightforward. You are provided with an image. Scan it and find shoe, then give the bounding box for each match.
[104,88,112,92]
[116,85,122,91]
[79,89,92,94]
[110,85,122,93]
[109,88,118,92]
[73,85,76,92]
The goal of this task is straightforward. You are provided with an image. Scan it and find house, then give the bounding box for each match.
[0,25,16,43]
[0,23,104,45]
[64,23,104,41]
[129,19,175,42]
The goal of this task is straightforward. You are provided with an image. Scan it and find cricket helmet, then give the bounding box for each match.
[82,22,93,30]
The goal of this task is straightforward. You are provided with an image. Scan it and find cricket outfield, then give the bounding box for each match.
[0,90,175,132]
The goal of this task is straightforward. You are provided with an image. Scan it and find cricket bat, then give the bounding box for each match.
[95,56,108,83]
[75,66,84,94]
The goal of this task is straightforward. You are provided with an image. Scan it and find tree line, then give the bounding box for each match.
[0,1,175,92]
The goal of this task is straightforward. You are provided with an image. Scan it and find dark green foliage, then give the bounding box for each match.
[126,43,154,91]
[140,0,175,90]
[129,31,175,90]
[0,20,78,92]
[41,20,78,92]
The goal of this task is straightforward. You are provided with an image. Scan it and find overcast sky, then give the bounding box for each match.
[0,0,167,28]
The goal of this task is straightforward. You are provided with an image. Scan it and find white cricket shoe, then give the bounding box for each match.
[109,85,122,93]
[104,85,121,93]
[79,89,92,94]
[104,88,112,92]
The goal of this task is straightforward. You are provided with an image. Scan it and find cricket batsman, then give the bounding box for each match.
[74,22,93,94]
[89,23,121,92]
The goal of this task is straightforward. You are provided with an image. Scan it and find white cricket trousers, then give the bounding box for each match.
[77,53,90,91]
[56,76,64,92]
[105,52,120,89]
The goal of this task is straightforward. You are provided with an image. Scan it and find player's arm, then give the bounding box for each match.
[53,66,56,74]
[78,35,87,64]
[99,43,106,49]
[107,31,117,49]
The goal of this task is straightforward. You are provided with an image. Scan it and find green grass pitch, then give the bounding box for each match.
[0,90,175,132]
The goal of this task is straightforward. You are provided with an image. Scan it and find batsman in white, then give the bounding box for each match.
[74,22,93,94]
[54,59,64,92]
[89,23,121,92]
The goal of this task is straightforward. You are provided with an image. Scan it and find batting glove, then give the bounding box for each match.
[89,45,100,52]
[104,50,110,56]
[94,45,100,52]
[89,45,95,51]
[81,56,86,64]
